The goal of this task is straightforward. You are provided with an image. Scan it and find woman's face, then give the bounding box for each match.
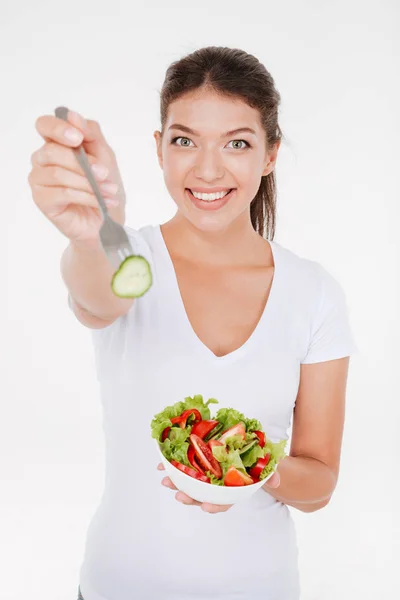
[154,88,280,233]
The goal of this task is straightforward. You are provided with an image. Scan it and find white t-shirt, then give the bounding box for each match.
[77,224,358,600]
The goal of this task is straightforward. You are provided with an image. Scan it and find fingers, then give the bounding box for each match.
[161,476,200,505]
[35,113,85,147]
[35,110,113,164]
[31,142,109,181]
[161,476,177,490]
[200,503,233,513]
[29,164,118,199]
[29,181,116,215]
[175,491,202,507]
[159,471,232,513]
[263,471,281,489]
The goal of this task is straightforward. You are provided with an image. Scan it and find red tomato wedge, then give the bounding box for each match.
[218,422,246,444]
[224,466,254,486]
[254,430,266,448]
[170,460,210,483]
[248,453,271,480]
[190,434,222,479]
[191,419,219,439]
[187,445,206,475]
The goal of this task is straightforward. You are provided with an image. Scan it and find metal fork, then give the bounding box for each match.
[55,106,133,270]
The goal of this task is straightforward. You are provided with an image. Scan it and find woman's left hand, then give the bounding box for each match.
[157,463,233,513]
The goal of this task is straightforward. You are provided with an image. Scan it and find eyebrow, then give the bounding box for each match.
[168,123,257,137]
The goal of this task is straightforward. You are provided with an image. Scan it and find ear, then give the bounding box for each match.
[262,140,281,176]
[153,131,163,169]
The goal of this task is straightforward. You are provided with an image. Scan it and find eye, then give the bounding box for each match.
[170,136,195,147]
[226,139,251,150]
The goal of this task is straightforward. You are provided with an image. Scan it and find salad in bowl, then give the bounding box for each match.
[151,395,287,505]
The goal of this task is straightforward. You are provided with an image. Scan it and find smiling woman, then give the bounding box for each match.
[29,46,357,600]
[153,54,282,238]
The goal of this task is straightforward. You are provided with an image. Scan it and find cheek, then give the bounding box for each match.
[163,153,189,185]
[234,161,264,199]
[161,159,188,206]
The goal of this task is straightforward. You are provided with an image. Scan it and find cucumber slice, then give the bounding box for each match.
[111,255,152,298]
[239,439,259,455]
[204,422,224,442]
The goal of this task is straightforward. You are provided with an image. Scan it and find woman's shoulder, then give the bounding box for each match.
[272,239,347,305]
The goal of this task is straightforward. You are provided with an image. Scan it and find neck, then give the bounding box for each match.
[161,210,269,268]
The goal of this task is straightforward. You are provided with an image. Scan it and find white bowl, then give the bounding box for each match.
[156,442,277,505]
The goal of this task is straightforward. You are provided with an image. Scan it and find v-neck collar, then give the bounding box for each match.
[152,224,279,365]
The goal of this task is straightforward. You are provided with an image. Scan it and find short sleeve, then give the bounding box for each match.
[301,265,358,364]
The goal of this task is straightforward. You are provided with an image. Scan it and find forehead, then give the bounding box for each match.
[165,89,263,134]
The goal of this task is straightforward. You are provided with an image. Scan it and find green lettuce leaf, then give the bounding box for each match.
[211,445,229,463]
[241,442,265,467]
[160,437,191,467]
[214,408,245,431]
[225,434,247,451]
[244,417,264,433]
[214,407,263,434]
[259,439,287,480]
[206,472,225,486]
[211,446,247,480]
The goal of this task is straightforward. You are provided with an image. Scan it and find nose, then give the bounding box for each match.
[193,148,225,182]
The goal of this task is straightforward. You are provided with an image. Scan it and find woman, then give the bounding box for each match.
[29,46,357,600]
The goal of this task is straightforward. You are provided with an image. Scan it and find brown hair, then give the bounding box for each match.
[159,46,283,240]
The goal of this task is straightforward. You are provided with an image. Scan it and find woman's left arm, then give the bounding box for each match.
[263,356,350,513]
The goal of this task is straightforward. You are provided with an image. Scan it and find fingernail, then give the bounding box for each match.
[64,128,83,143]
[92,164,109,180]
[101,182,118,195]
[105,197,120,207]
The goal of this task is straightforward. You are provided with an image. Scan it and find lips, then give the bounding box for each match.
[188,188,234,194]
[185,188,236,211]
[186,188,234,195]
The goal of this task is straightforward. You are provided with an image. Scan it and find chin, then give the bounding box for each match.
[179,209,245,236]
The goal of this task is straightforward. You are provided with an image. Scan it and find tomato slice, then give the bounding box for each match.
[254,430,266,448]
[170,460,210,483]
[218,422,246,444]
[190,434,222,479]
[191,419,219,439]
[248,453,271,480]
[224,466,254,486]
[187,445,206,475]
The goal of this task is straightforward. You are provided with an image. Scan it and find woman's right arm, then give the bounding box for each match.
[29,109,133,329]
[61,239,134,328]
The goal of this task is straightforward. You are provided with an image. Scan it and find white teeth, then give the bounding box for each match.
[191,190,230,202]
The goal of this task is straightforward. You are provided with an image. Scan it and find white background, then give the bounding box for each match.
[2,0,399,598]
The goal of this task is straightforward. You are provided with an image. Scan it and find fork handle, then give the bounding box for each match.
[55,106,109,219]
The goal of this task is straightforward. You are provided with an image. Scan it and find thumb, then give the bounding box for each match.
[264,470,281,489]
[67,109,112,164]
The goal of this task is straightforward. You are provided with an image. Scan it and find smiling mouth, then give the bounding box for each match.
[186,188,235,202]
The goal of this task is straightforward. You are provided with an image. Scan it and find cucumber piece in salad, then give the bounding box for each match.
[111,255,152,298]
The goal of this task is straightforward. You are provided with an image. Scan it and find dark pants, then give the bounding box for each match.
[77,587,84,600]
